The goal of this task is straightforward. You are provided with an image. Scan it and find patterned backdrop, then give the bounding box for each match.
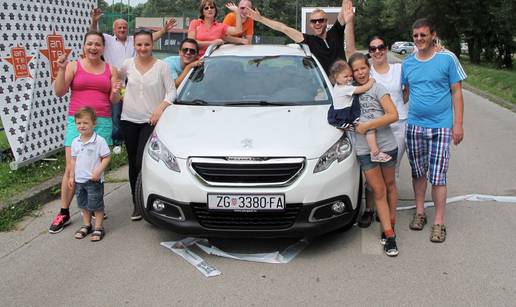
[0,0,95,167]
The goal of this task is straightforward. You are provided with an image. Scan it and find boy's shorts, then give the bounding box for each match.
[64,116,113,147]
[356,148,398,171]
[405,125,451,186]
[75,181,105,212]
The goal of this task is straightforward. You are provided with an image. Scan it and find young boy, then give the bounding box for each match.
[68,107,111,242]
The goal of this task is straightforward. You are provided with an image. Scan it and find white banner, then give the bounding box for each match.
[0,0,95,167]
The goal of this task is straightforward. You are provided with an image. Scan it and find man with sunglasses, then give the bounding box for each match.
[164,38,203,88]
[223,0,254,45]
[245,0,351,73]
[89,8,175,147]
[402,18,466,243]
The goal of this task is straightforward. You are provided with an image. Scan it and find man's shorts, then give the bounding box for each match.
[64,116,113,147]
[405,124,451,186]
[75,181,105,212]
[356,148,398,171]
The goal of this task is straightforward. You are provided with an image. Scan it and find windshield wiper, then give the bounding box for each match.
[224,101,295,106]
[175,99,209,105]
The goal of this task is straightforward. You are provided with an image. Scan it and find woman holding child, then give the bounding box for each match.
[50,31,119,240]
[188,1,242,57]
[348,53,400,256]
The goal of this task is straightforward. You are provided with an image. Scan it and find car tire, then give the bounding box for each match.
[135,172,160,227]
[341,172,363,231]
[400,50,407,55]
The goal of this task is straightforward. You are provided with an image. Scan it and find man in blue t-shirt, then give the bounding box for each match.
[402,18,466,243]
[163,38,202,88]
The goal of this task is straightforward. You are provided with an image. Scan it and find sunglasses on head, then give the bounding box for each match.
[134,28,152,35]
[203,5,215,10]
[369,44,386,53]
[413,33,428,38]
[310,18,327,24]
[181,47,197,55]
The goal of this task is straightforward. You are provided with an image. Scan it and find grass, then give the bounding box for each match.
[0,146,128,231]
[460,58,516,105]
[0,120,8,152]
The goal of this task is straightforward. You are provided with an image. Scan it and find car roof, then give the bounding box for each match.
[208,44,308,57]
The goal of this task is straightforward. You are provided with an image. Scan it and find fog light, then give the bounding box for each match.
[331,201,346,214]
[153,200,166,212]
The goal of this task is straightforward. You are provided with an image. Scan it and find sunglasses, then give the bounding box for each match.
[181,47,197,55]
[369,44,386,53]
[412,33,428,38]
[134,28,152,34]
[203,5,215,10]
[310,18,327,24]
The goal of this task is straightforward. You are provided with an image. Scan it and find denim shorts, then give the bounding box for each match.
[64,116,113,147]
[356,148,398,171]
[75,181,104,212]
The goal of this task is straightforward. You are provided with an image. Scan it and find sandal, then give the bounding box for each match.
[430,224,446,243]
[90,228,105,242]
[409,213,427,230]
[74,225,92,239]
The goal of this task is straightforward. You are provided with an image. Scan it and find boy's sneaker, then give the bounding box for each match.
[384,236,399,257]
[370,151,392,163]
[48,213,71,234]
[357,209,374,228]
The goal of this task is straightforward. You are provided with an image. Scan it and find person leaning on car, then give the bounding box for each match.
[163,38,203,88]
[245,0,353,73]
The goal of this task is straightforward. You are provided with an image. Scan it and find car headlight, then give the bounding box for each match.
[313,135,353,173]
[147,133,180,172]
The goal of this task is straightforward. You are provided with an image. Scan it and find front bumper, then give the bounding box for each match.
[141,152,360,238]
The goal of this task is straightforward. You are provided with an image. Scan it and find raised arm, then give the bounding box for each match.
[245,7,304,43]
[90,8,102,32]
[152,18,176,42]
[343,0,357,59]
[225,3,243,36]
[53,54,76,97]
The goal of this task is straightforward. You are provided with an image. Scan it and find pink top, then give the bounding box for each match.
[188,19,229,57]
[69,60,112,117]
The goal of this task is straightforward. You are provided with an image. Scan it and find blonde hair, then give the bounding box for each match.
[329,60,351,85]
[74,107,97,123]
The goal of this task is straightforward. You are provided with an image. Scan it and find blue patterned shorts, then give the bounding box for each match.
[406,125,451,186]
[75,181,105,212]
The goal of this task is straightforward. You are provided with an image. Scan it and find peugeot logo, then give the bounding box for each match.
[241,138,253,149]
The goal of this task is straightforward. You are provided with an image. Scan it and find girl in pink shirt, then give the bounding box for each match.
[188,1,242,57]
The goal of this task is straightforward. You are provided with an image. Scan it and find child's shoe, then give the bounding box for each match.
[370,151,392,163]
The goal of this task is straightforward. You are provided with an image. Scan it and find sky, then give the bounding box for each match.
[129,0,147,6]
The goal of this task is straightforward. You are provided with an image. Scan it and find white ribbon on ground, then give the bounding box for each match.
[397,194,516,211]
[161,237,309,277]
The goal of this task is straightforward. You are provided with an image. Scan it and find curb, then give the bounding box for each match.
[0,176,62,212]
[462,82,515,113]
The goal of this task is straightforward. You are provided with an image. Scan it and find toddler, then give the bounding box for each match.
[68,107,111,241]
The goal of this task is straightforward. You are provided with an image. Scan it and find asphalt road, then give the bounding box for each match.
[1,88,516,306]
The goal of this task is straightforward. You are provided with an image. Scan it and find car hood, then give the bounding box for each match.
[154,105,344,159]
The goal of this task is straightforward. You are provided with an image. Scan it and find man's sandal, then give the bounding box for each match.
[74,225,92,239]
[90,228,105,242]
[430,224,446,243]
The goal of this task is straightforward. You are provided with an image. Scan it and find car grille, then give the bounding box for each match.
[191,203,301,229]
[189,157,305,186]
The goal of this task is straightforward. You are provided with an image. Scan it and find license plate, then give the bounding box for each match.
[207,194,285,211]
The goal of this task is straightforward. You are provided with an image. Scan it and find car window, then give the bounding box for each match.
[177,55,332,106]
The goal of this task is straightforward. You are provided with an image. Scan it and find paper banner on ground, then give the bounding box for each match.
[397,194,516,211]
[161,237,309,277]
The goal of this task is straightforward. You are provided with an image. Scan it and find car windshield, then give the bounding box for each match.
[177,55,332,106]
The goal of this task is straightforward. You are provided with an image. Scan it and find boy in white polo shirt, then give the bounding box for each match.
[69,107,111,242]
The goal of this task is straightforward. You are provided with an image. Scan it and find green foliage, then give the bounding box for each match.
[0,202,42,232]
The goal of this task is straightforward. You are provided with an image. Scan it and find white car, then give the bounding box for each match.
[136,44,362,238]
[391,41,415,54]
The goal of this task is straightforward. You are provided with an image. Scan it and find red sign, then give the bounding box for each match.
[39,33,72,81]
[3,46,33,80]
